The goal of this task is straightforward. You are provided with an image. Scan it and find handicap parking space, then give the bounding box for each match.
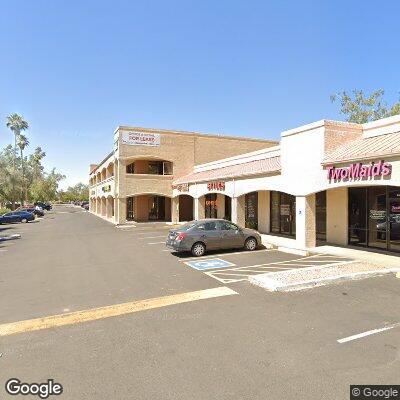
[178,250,354,284]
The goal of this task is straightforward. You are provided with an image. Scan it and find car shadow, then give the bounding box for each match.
[170,244,267,259]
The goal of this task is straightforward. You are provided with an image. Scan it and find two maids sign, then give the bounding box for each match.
[122,131,160,147]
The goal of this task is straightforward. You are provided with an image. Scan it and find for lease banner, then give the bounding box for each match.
[122,132,160,147]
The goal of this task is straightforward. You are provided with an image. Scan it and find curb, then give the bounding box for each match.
[249,268,400,292]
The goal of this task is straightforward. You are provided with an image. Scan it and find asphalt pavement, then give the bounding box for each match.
[0,205,399,399]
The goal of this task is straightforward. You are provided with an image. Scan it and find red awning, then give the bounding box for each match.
[323,132,400,164]
[173,156,281,185]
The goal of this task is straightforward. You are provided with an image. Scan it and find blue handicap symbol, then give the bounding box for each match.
[184,258,235,271]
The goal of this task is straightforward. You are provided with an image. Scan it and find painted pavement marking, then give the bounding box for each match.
[179,249,274,262]
[337,323,400,344]
[184,258,236,271]
[139,235,167,239]
[147,241,166,245]
[203,255,355,284]
[0,287,238,337]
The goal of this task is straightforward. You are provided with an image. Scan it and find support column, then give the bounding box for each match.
[258,191,270,233]
[232,196,245,227]
[216,194,225,219]
[106,198,112,219]
[117,197,126,224]
[96,198,100,214]
[172,196,179,223]
[295,194,316,248]
[327,188,348,245]
[194,196,205,220]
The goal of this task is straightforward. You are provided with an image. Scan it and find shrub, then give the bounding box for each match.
[0,208,9,215]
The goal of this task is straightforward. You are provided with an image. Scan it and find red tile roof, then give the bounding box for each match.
[323,132,400,164]
[173,156,281,185]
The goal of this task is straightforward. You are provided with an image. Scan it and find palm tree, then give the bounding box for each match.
[17,134,29,204]
[31,147,46,178]
[6,114,29,209]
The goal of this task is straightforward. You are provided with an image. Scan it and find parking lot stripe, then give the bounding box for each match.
[140,236,166,239]
[179,249,274,262]
[147,241,166,245]
[0,287,238,337]
[337,323,400,343]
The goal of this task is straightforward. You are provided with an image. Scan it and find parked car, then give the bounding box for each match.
[83,203,89,211]
[80,201,89,208]
[34,201,52,211]
[0,211,35,224]
[166,219,261,256]
[18,207,45,217]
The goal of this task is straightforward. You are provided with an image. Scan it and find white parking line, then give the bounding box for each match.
[140,236,166,239]
[337,323,400,343]
[179,249,274,262]
[147,241,166,245]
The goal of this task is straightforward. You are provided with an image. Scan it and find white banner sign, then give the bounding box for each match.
[122,131,160,147]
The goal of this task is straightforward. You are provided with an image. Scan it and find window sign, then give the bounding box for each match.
[122,132,161,147]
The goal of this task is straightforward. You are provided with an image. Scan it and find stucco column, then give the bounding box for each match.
[217,194,225,219]
[106,197,112,219]
[117,197,126,224]
[232,196,245,227]
[194,196,205,220]
[114,197,118,223]
[172,197,179,223]
[258,190,270,233]
[295,194,316,248]
[327,188,348,245]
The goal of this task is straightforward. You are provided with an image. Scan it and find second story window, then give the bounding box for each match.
[126,162,135,174]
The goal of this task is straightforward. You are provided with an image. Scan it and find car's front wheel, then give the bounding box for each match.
[21,218,28,223]
[244,237,257,251]
[191,242,206,257]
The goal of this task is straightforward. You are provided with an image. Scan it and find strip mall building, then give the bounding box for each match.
[89,115,400,253]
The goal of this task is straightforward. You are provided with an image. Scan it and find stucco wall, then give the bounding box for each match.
[326,187,348,245]
[258,190,270,233]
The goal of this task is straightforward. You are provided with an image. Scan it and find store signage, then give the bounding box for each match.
[327,160,391,181]
[207,181,225,191]
[122,131,160,147]
[176,183,189,192]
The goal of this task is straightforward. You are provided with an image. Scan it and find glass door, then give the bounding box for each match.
[245,192,258,230]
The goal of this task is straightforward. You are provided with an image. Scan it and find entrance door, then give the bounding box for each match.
[148,196,165,221]
[280,193,295,236]
[205,194,217,218]
[127,197,135,220]
[245,192,258,230]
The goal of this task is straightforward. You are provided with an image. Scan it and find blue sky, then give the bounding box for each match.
[1,1,399,188]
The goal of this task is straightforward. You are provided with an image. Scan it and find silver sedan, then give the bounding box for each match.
[165,219,262,257]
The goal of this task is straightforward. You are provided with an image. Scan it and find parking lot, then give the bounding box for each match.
[1,205,399,399]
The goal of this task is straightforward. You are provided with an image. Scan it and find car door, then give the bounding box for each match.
[218,221,244,248]
[4,212,17,223]
[196,221,221,250]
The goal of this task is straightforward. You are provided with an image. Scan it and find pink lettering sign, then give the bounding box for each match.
[327,161,391,181]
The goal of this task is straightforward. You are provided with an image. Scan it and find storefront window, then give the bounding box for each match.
[348,186,400,252]
[127,197,135,220]
[245,192,258,230]
[270,191,296,237]
[205,194,217,218]
[316,191,327,241]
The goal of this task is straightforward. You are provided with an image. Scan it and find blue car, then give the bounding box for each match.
[0,211,35,224]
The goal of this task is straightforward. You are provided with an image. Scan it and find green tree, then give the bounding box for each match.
[330,89,400,124]
[17,134,29,204]
[30,169,65,202]
[6,113,29,208]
